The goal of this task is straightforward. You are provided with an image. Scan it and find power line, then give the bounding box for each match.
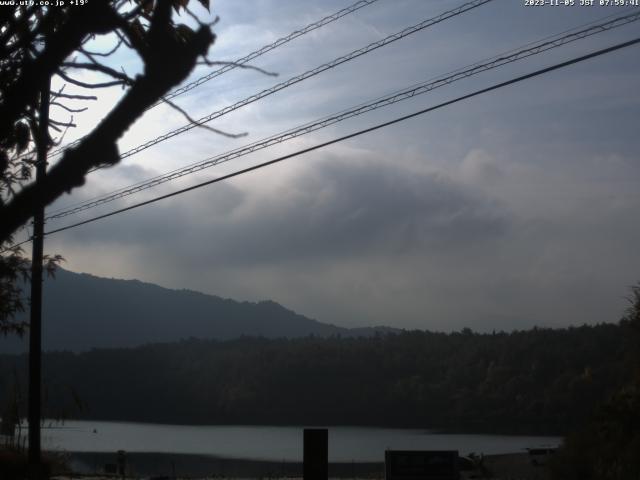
[42,36,640,238]
[96,0,495,163]
[47,0,382,159]
[0,237,32,253]
[159,0,382,105]
[47,8,637,218]
[45,10,640,221]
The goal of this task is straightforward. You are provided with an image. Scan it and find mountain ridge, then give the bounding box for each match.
[0,268,399,353]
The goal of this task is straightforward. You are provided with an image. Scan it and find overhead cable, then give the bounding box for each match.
[159,0,382,104]
[42,36,640,238]
[45,10,640,221]
[47,0,382,159]
[99,0,495,162]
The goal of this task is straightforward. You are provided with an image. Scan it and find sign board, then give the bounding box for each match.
[117,449,127,476]
[304,428,328,480]
[385,450,459,480]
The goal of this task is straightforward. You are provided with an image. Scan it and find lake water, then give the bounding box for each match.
[35,420,560,462]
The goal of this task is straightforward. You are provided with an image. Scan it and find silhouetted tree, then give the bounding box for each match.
[621,283,640,331]
[0,0,216,333]
[551,283,640,479]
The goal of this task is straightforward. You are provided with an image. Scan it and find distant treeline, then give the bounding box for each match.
[0,323,635,435]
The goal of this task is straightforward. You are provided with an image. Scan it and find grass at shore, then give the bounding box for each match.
[3,448,552,479]
[50,451,550,479]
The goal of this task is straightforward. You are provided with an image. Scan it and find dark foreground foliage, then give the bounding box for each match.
[550,287,640,479]
[0,322,635,435]
[550,380,640,479]
[0,447,67,480]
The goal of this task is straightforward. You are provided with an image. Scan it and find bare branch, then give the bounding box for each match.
[78,47,99,66]
[115,19,146,58]
[184,7,219,28]
[0,1,122,135]
[49,118,77,128]
[79,36,124,57]
[122,4,145,21]
[197,59,278,77]
[51,116,74,146]
[53,92,98,101]
[50,102,88,113]
[61,61,135,84]
[56,69,126,89]
[160,96,247,139]
[114,29,133,49]
[12,147,37,161]
[50,84,67,100]
[0,5,47,57]
[0,0,217,241]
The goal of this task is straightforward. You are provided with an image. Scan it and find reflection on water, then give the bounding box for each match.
[38,420,560,462]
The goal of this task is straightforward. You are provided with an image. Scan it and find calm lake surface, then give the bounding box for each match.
[36,420,560,462]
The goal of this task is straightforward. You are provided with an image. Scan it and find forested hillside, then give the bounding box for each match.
[0,268,374,353]
[0,323,634,435]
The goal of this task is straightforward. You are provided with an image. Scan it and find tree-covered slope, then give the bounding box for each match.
[0,268,354,353]
[0,324,632,434]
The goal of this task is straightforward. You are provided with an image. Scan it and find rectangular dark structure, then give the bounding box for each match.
[385,450,459,480]
[304,428,328,480]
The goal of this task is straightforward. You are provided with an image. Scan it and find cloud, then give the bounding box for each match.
[47,149,514,329]
[53,151,510,264]
[39,0,640,332]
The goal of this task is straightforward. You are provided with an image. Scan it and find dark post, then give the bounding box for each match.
[303,428,328,480]
[28,77,50,479]
[117,450,126,477]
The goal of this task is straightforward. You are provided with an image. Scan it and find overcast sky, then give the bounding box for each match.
[35,0,640,331]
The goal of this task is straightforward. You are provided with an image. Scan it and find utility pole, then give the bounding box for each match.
[28,77,50,480]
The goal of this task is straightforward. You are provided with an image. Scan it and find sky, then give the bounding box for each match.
[32,0,640,332]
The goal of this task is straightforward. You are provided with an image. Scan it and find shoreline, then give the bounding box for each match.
[65,452,385,478]
[54,451,552,479]
[35,419,564,437]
